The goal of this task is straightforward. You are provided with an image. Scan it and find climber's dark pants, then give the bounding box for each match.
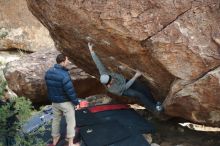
[122,80,157,112]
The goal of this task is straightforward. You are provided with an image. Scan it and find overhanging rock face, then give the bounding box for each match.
[26,0,220,126]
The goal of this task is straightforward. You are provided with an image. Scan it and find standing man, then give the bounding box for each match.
[45,54,80,146]
[87,43,163,113]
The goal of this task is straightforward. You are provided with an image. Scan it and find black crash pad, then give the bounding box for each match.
[80,134,150,146]
[75,109,101,127]
[80,121,130,146]
[108,134,150,146]
[94,109,155,134]
[75,108,155,134]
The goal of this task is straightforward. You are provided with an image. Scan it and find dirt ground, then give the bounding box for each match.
[138,109,220,146]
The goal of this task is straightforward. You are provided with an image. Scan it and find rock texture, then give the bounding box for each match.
[3,50,105,103]
[165,67,220,126]
[0,0,54,52]
[26,0,220,126]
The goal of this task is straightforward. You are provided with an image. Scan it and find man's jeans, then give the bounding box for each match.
[122,80,157,112]
[52,102,76,138]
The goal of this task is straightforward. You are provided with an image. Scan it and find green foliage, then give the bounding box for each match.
[0,78,6,99]
[15,132,46,146]
[14,96,32,123]
[0,78,46,146]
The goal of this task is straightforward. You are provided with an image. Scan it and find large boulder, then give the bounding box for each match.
[165,67,220,126]
[3,50,105,103]
[26,0,220,126]
[0,0,54,52]
[148,4,220,126]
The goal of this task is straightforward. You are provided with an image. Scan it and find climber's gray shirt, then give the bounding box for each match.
[91,51,136,95]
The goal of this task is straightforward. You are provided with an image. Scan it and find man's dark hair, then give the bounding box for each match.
[56,54,66,64]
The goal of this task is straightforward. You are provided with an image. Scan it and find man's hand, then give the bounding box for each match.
[75,104,80,110]
[88,42,94,52]
[134,70,142,78]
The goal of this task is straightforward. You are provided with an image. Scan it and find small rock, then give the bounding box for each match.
[86,95,112,106]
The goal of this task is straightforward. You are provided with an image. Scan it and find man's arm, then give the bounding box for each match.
[125,71,142,90]
[88,43,108,75]
[63,74,79,105]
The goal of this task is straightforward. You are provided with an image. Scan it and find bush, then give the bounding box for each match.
[0,78,6,98]
[0,78,46,146]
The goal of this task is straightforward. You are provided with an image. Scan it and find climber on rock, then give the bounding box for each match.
[86,42,163,114]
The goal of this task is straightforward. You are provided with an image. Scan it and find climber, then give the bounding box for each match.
[86,42,163,113]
